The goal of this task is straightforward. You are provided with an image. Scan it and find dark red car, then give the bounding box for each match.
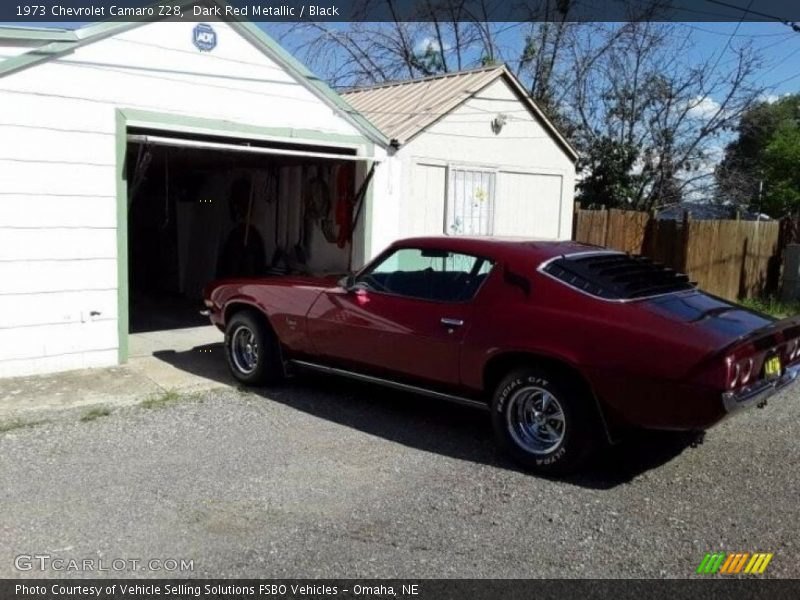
[203,237,800,473]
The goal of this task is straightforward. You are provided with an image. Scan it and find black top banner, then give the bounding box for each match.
[2,0,800,24]
[3,579,800,600]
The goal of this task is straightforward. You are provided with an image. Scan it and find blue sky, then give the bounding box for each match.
[684,21,800,96]
[13,20,800,97]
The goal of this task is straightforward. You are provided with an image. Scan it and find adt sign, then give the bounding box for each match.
[193,23,217,52]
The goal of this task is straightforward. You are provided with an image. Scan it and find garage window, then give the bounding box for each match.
[446,168,496,236]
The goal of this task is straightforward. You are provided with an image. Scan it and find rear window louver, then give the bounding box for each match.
[542,253,694,300]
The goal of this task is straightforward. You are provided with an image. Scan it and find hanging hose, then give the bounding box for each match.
[128,143,152,210]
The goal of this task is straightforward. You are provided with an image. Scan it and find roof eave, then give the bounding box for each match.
[234,19,390,148]
[0,26,77,41]
[496,66,579,163]
[0,0,390,149]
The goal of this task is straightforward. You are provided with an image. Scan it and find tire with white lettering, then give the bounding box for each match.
[491,367,598,474]
[225,311,284,385]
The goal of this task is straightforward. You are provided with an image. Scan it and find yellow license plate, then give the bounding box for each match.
[764,356,782,379]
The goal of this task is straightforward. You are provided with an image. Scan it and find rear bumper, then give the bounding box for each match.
[722,364,800,415]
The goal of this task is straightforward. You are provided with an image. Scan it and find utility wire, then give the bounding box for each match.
[681,23,796,37]
[705,0,755,79]
[766,63,800,88]
[704,0,800,32]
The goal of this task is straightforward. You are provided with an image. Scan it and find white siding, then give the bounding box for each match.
[0,320,117,362]
[0,162,115,196]
[0,290,117,329]
[406,162,446,236]
[495,172,564,239]
[374,77,575,248]
[0,228,116,261]
[0,21,369,377]
[0,350,118,379]
[0,259,117,295]
[0,40,39,60]
[0,195,115,228]
[0,125,115,164]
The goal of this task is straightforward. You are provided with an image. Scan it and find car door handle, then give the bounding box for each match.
[441,318,464,328]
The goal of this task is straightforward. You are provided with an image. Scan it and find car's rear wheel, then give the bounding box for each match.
[491,366,599,474]
[225,310,283,385]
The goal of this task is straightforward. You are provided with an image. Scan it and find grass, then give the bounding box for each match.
[740,296,800,319]
[0,418,48,434]
[139,389,181,410]
[80,406,111,422]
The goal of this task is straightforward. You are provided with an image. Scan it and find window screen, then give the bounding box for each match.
[446,168,495,236]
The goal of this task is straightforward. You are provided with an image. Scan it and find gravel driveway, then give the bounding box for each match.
[1,374,798,579]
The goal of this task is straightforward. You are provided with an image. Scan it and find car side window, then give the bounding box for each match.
[357,248,494,302]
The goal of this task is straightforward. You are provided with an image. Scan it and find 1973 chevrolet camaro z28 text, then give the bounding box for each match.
[203,237,800,473]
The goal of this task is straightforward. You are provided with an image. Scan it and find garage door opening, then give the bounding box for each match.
[124,129,371,357]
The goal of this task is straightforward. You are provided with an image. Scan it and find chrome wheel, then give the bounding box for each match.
[230,325,259,375]
[506,385,566,455]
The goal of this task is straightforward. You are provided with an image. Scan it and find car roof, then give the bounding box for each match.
[390,236,608,265]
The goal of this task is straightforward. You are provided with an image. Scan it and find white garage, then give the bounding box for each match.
[0,15,576,380]
[0,16,388,378]
[342,66,578,254]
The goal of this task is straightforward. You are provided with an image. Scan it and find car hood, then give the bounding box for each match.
[208,274,340,293]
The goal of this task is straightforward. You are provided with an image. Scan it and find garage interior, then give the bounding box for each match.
[125,129,369,357]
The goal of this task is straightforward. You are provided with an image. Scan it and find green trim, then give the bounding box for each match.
[72,19,150,42]
[234,20,389,148]
[0,40,78,77]
[0,26,76,41]
[115,110,130,364]
[120,108,369,147]
[0,0,389,148]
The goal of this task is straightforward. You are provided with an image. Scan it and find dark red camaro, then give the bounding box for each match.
[204,237,800,473]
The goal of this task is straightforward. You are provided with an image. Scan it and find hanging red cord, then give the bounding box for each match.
[335,162,355,248]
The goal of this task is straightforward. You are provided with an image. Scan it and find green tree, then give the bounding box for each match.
[716,95,800,217]
[576,137,643,208]
[763,121,800,214]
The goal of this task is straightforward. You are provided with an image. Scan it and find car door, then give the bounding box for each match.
[306,246,494,388]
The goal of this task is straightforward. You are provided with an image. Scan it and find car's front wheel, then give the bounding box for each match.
[225,310,284,385]
[491,367,599,474]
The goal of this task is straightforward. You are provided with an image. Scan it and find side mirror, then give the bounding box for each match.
[338,274,356,291]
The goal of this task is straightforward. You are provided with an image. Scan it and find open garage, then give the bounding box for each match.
[124,129,372,355]
[0,16,386,376]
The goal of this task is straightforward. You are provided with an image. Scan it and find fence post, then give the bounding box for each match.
[682,210,691,273]
[572,201,582,240]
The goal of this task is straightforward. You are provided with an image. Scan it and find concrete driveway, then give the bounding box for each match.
[1,348,799,578]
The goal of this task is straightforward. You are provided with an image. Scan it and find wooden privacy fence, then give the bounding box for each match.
[573,207,782,301]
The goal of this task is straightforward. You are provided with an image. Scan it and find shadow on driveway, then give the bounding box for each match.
[154,342,698,490]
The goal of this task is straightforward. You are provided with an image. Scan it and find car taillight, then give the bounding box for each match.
[726,356,755,389]
[739,358,754,385]
[787,338,800,361]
